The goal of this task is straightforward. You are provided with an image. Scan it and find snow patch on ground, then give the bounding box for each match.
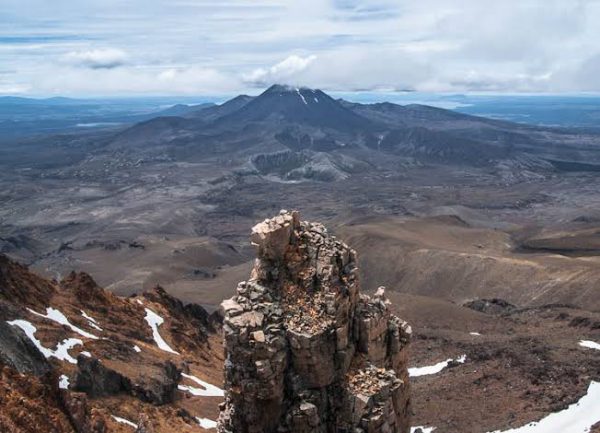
[409,354,467,377]
[59,374,70,389]
[28,307,98,339]
[486,381,600,433]
[112,416,137,428]
[7,319,83,364]
[143,308,179,354]
[178,372,224,397]
[196,417,218,429]
[80,310,103,331]
[80,351,92,357]
[579,340,600,350]
[411,427,436,433]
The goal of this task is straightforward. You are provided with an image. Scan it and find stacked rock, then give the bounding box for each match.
[218,210,411,433]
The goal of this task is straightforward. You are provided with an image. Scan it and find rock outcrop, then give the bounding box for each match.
[73,355,181,405]
[218,211,412,433]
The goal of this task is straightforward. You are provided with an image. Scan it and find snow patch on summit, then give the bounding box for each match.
[296,88,308,105]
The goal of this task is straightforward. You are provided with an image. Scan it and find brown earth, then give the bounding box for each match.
[389,292,600,432]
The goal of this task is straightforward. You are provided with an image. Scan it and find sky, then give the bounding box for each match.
[2,0,600,96]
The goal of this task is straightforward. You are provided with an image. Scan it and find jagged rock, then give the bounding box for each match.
[61,271,110,307]
[218,211,411,433]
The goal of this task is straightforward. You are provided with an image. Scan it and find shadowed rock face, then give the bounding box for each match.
[218,210,412,433]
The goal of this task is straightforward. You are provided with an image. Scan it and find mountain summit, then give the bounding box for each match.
[217,84,373,130]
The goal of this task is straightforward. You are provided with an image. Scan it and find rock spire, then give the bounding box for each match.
[218,210,411,433]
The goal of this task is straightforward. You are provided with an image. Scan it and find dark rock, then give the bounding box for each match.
[0,320,51,376]
[73,356,130,398]
[131,361,181,405]
[74,356,180,406]
[463,298,517,315]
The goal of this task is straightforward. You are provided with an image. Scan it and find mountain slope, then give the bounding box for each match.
[0,254,224,433]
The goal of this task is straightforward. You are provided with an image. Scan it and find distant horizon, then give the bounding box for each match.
[5,87,600,102]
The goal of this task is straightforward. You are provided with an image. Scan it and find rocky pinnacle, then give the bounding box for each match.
[218,210,412,433]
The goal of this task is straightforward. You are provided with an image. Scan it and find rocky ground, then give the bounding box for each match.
[2,213,600,432]
[391,293,600,432]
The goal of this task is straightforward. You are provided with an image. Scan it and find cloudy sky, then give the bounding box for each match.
[2,0,600,96]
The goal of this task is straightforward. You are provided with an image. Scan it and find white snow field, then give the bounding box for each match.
[112,416,137,428]
[7,319,83,364]
[143,307,179,354]
[487,381,600,433]
[178,372,224,397]
[579,340,600,350]
[27,307,98,339]
[409,355,467,377]
[80,310,103,331]
[196,417,218,429]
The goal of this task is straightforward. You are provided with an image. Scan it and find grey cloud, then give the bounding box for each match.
[62,48,128,69]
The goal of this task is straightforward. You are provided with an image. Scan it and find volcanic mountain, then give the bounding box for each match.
[100,84,600,182]
[214,84,373,131]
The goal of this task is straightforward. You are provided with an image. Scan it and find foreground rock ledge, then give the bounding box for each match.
[218,210,412,433]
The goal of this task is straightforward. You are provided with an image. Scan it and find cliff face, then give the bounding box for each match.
[218,211,412,433]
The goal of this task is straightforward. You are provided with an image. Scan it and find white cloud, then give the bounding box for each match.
[242,54,317,86]
[4,0,600,95]
[20,64,234,96]
[0,83,31,94]
[63,48,128,69]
